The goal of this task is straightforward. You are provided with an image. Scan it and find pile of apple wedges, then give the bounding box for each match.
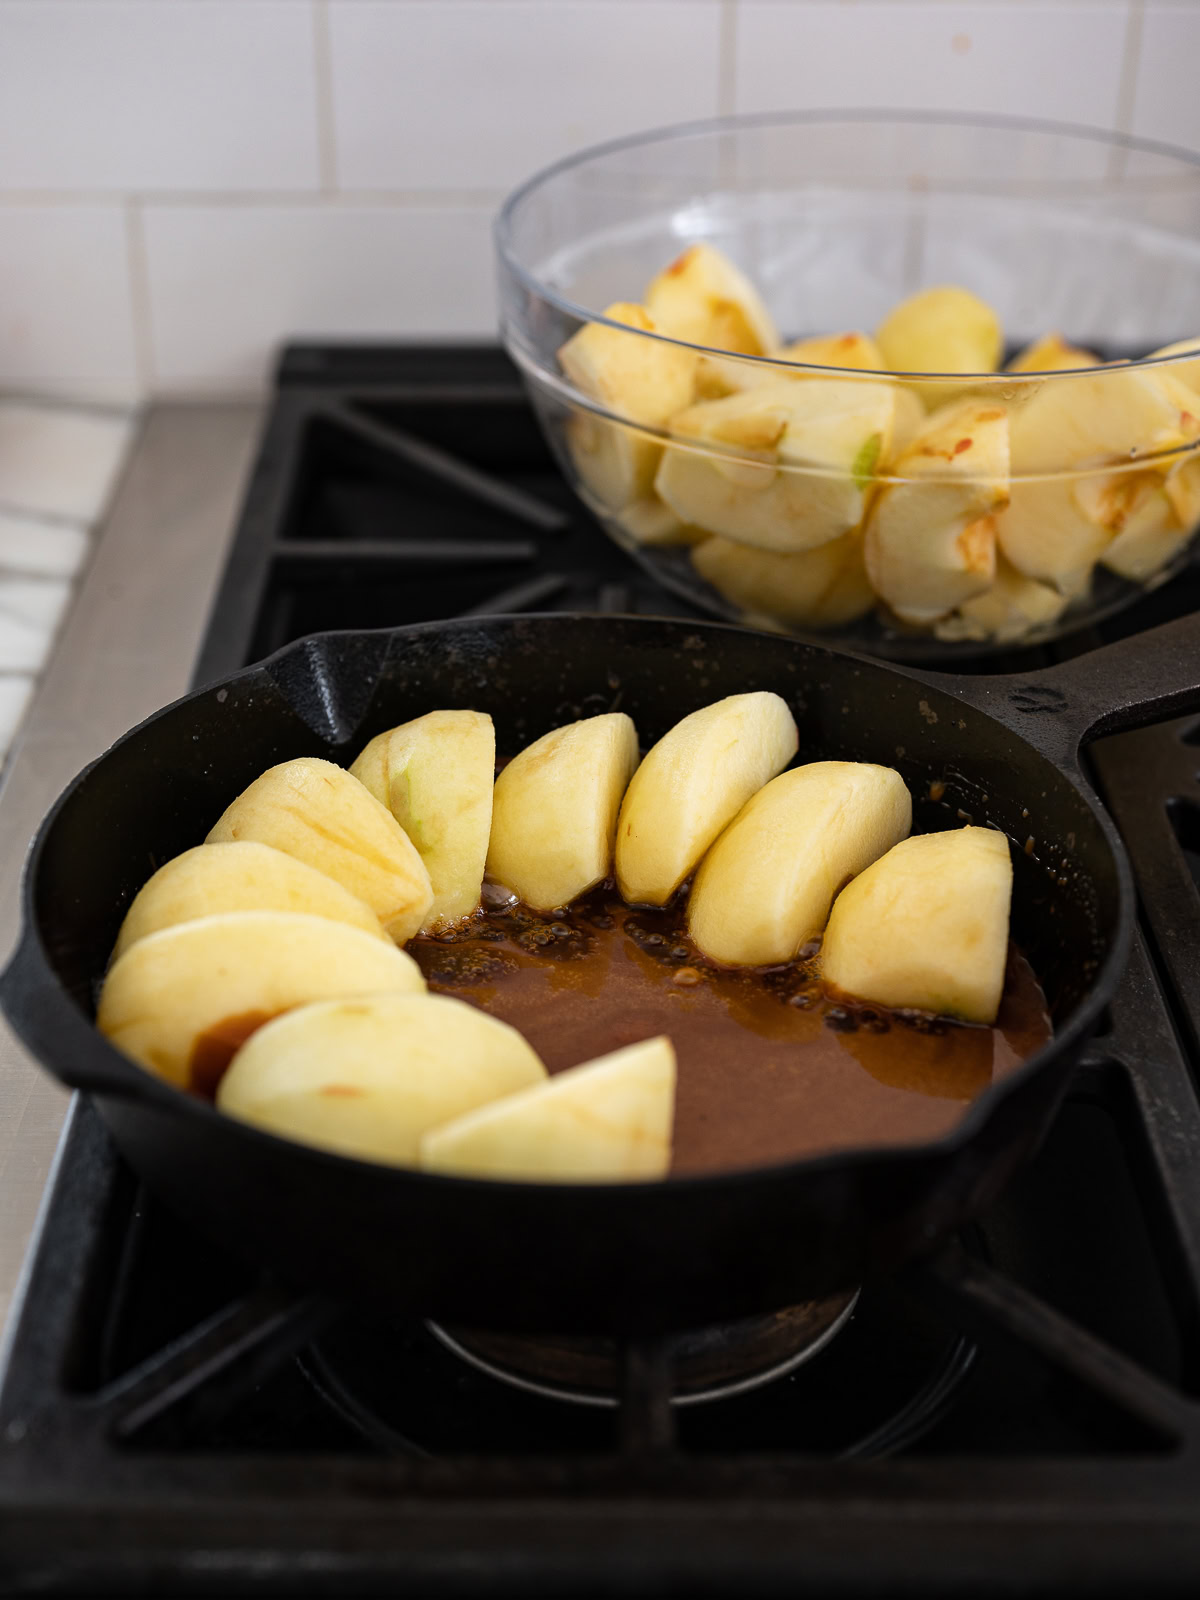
[558,244,1200,643]
[95,694,1013,1183]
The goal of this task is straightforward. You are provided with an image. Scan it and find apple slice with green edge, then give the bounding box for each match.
[206,756,432,943]
[350,709,495,932]
[655,378,895,554]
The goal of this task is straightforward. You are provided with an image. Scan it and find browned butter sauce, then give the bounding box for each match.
[411,885,1053,1177]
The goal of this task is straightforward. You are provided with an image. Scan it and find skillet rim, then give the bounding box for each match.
[8,611,1133,1196]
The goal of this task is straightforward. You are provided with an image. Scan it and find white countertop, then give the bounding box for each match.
[0,401,136,762]
[0,401,263,1335]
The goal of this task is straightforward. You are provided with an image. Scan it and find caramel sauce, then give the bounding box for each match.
[189,1009,276,1098]
[412,886,1052,1177]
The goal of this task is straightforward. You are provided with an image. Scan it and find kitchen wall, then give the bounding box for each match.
[1,0,1196,402]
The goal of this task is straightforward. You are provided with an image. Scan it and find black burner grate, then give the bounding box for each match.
[4,345,1200,1593]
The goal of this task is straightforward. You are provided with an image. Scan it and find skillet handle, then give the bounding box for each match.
[919,609,1200,769]
[0,930,176,1105]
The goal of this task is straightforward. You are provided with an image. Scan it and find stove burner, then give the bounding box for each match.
[425,1292,859,1408]
[297,1269,978,1461]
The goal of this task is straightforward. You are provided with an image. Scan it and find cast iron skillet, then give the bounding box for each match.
[5,612,1200,1334]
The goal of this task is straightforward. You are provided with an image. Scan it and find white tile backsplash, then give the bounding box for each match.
[0,209,139,400]
[2,0,1195,402]
[1130,4,1200,154]
[0,402,135,763]
[329,1,723,192]
[0,405,134,523]
[0,675,36,754]
[0,578,73,672]
[0,513,89,580]
[142,205,496,389]
[735,3,1129,126]
[0,1,319,192]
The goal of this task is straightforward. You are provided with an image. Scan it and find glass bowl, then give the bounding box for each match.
[494,112,1200,658]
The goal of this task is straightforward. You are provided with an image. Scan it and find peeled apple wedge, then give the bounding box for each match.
[864,400,1010,623]
[421,1036,676,1182]
[690,532,874,629]
[783,331,885,372]
[1165,455,1200,528]
[113,840,386,959]
[876,286,1003,378]
[655,378,896,554]
[998,368,1200,588]
[614,497,707,548]
[206,757,432,944]
[486,712,639,911]
[1084,471,1189,583]
[995,479,1112,594]
[216,993,546,1166]
[644,243,778,356]
[559,302,698,512]
[1147,337,1200,398]
[688,762,912,966]
[1007,333,1100,374]
[97,910,425,1091]
[1006,365,1200,477]
[934,556,1068,644]
[821,827,1013,1025]
[350,710,495,932]
[615,692,797,907]
[698,333,888,400]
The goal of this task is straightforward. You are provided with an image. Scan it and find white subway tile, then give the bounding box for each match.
[0,405,134,524]
[0,578,73,673]
[0,675,36,760]
[1130,5,1200,154]
[736,4,1128,128]
[0,211,139,400]
[0,1,319,191]
[0,513,89,581]
[330,1,721,191]
[142,205,497,389]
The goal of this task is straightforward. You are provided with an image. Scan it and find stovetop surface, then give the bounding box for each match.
[4,345,1200,1594]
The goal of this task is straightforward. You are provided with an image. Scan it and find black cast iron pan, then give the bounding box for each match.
[5,612,1200,1334]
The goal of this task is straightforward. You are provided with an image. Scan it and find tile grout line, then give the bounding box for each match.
[1113,0,1144,137]
[0,506,89,533]
[718,0,738,117]
[0,188,506,209]
[313,0,339,194]
[123,198,155,397]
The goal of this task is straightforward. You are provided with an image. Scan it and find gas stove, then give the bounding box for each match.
[2,346,1200,1593]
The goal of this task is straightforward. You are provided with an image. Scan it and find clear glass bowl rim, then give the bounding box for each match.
[494,107,1200,384]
